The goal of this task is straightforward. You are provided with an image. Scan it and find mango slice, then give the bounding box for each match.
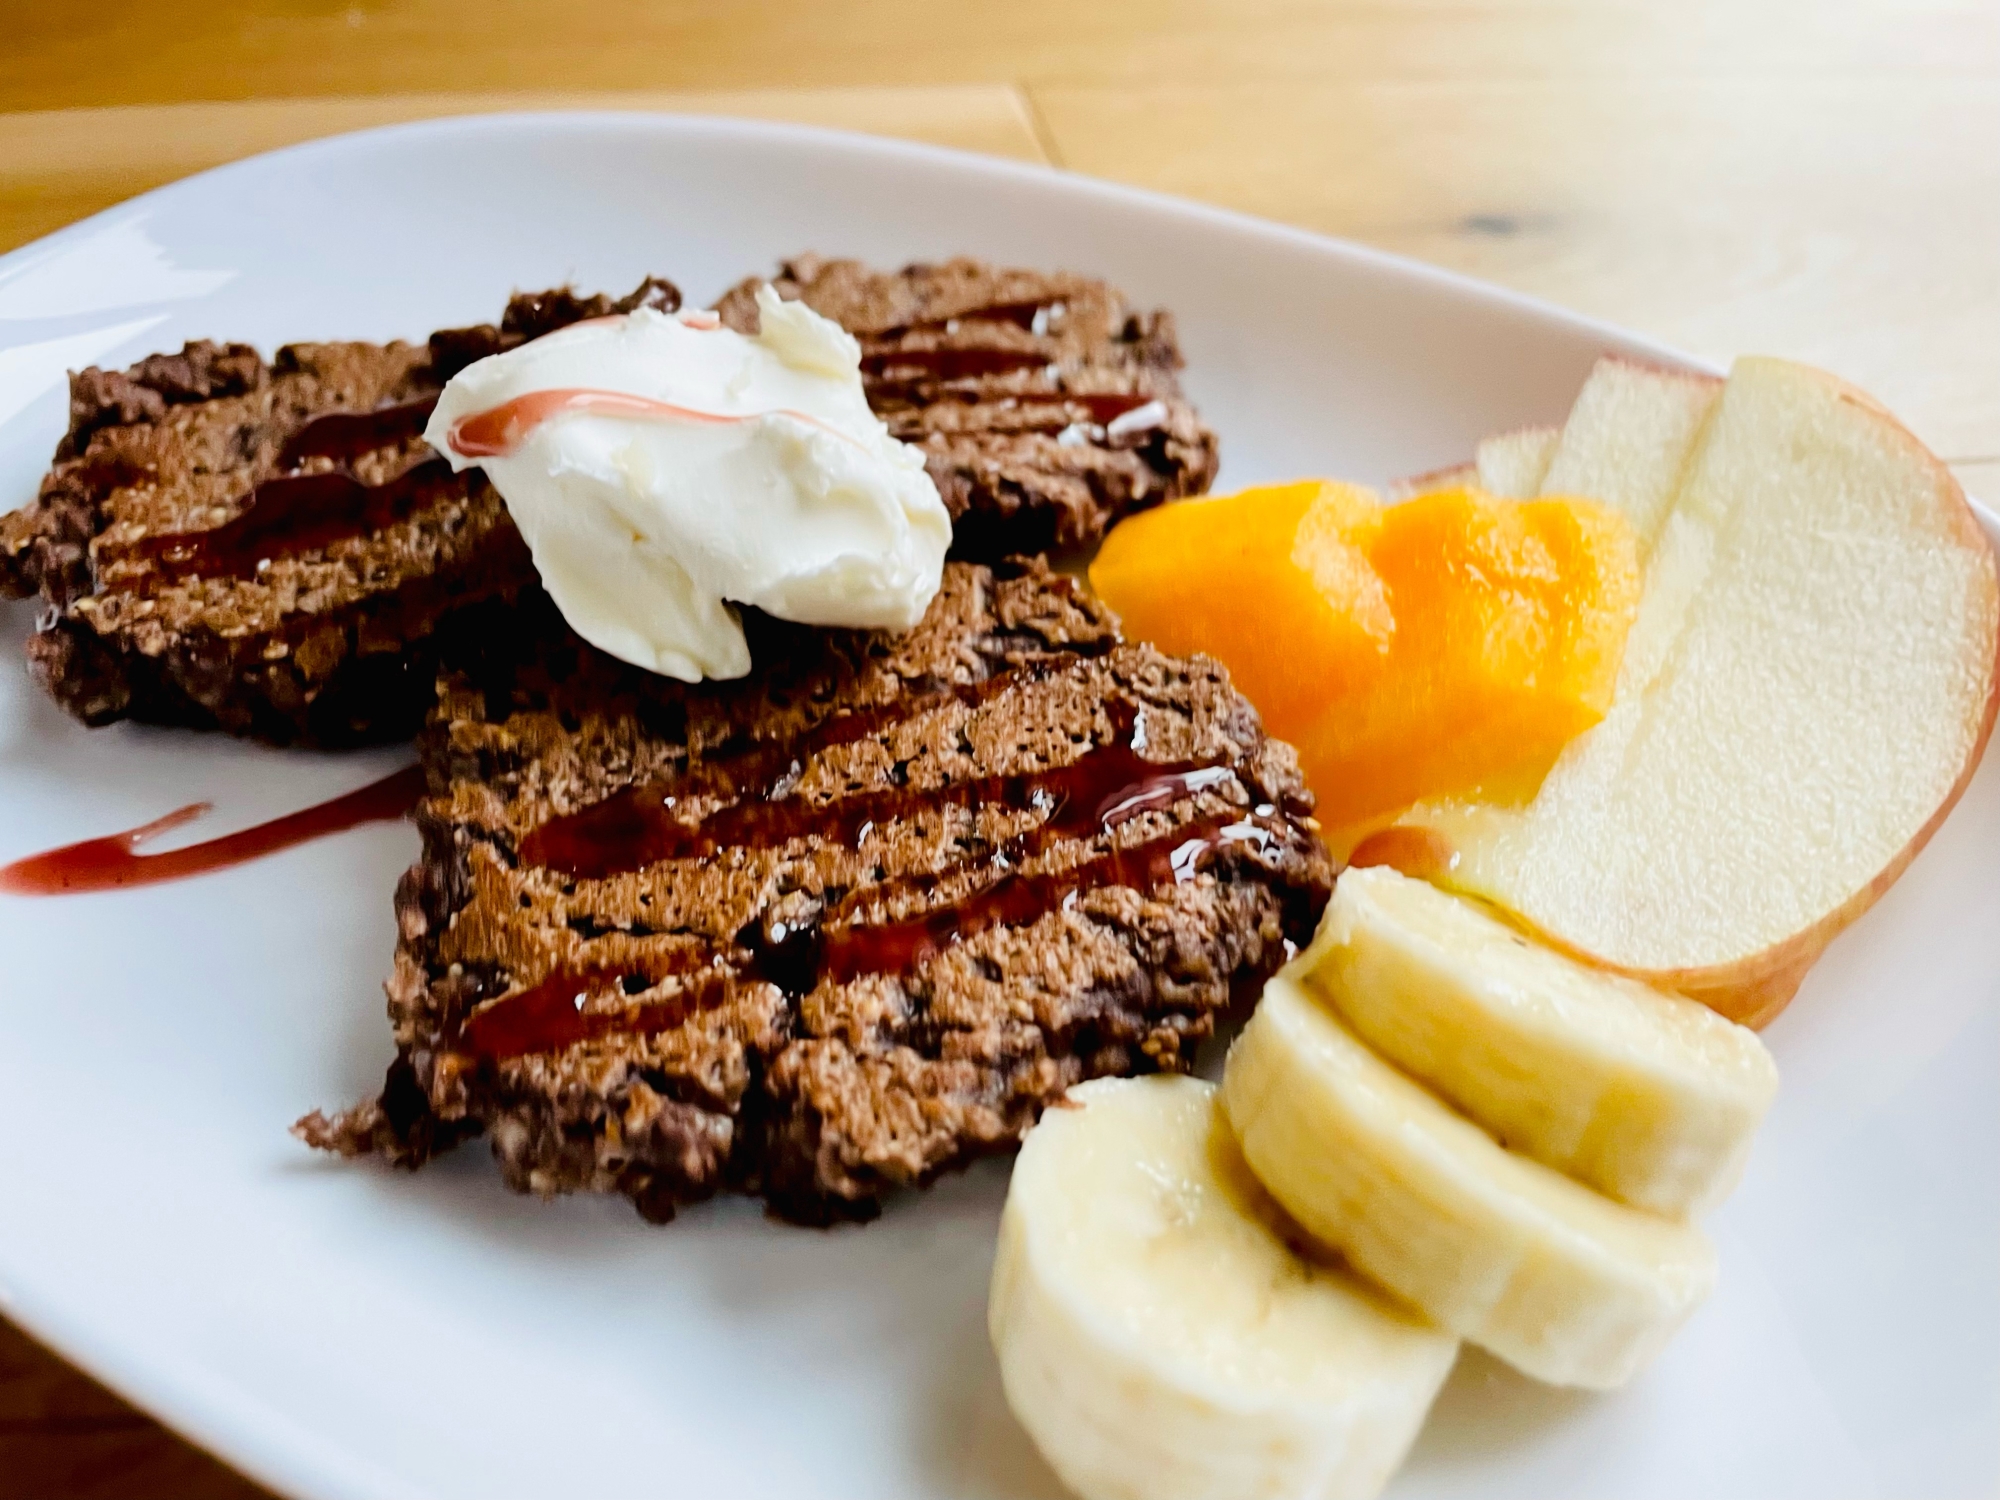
[1089,481,1641,836]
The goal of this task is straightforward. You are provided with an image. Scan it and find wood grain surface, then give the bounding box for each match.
[1,6,1993,460]
[2,4,1995,1497]
[0,85,1048,255]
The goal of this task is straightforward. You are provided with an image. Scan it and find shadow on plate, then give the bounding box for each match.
[1402,1343,1600,1473]
[921,1318,1072,1500]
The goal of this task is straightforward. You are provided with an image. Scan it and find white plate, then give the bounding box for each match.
[1,114,1994,1500]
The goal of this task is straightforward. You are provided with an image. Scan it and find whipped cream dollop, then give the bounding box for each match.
[425,286,950,680]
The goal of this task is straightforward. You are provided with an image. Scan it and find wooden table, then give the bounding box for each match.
[2,4,1994,1495]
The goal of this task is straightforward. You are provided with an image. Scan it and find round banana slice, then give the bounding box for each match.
[989,1075,1459,1500]
[1300,865,1778,1216]
[1224,977,1716,1390]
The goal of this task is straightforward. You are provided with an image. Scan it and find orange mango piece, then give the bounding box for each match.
[1089,481,1641,836]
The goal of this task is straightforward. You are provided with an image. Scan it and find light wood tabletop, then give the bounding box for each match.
[2,3,1995,1496]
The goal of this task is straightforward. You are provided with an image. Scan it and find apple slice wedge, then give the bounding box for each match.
[1364,357,2000,1027]
[1537,357,1720,556]
[1400,355,1711,513]
[1475,426,1558,498]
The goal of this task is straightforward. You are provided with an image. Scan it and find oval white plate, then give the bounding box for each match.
[0,114,1994,1500]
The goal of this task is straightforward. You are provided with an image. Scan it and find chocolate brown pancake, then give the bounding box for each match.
[299,559,1334,1223]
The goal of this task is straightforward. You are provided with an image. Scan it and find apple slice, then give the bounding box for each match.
[1475,426,1558,498]
[1537,357,1720,556]
[1364,357,2000,1027]
[1399,357,1712,515]
[1388,461,1477,498]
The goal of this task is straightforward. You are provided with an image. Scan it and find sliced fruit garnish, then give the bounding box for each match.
[1474,425,1558,498]
[1224,976,1717,1391]
[989,1075,1458,1500]
[1090,480,1642,836]
[1299,866,1778,1217]
[1534,357,1719,557]
[1375,356,2000,1027]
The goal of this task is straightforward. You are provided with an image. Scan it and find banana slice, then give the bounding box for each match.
[1224,978,1716,1389]
[1300,866,1778,1216]
[989,1075,1459,1500]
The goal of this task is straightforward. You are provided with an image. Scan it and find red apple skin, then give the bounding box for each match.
[1354,696,1984,1028]
[1389,461,1479,497]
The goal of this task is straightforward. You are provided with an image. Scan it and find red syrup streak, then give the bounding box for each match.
[518,667,1061,877]
[520,700,1236,877]
[112,460,457,586]
[0,765,425,896]
[858,346,1051,381]
[459,813,1282,1063]
[1054,392,1157,426]
[456,954,734,1061]
[444,387,866,460]
[462,698,1309,1061]
[102,394,449,588]
[276,393,439,466]
[811,815,1275,986]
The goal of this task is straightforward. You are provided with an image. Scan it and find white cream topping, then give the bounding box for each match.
[425,286,950,681]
